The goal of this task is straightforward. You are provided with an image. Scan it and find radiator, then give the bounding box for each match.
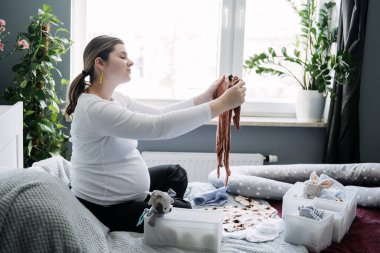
[141,151,278,182]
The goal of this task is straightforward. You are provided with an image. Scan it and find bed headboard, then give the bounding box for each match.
[0,102,23,169]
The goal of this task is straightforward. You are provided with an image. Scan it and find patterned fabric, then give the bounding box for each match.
[203,196,277,232]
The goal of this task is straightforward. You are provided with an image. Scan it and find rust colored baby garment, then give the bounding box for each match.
[213,75,241,186]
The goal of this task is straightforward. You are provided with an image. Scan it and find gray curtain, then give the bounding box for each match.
[324,0,369,163]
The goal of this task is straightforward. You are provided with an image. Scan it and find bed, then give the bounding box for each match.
[0,161,306,253]
[0,157,379,253]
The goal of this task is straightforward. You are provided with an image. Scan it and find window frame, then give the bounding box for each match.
[70,0,300,118]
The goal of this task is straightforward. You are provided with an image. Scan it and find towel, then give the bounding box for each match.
[193,187,229,206]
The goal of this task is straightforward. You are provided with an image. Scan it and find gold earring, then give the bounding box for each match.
[99,71,104,85]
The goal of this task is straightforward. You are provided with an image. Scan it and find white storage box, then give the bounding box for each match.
[144,207,223,252]
[282,182,358,243]
[313,188,357,242]
[346,189,358,232]
[282,182,314,217]
[284,208,334,253]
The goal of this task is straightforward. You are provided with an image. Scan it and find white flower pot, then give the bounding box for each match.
[295,90,326,122]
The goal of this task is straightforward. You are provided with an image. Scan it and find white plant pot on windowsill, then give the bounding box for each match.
[295,90,326,122]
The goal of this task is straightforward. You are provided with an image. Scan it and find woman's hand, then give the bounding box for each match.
[210,79,246,118]
[194,75,225,106]
[219,80,246,110]
[205,75,225,100]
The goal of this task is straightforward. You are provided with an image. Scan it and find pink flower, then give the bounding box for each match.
[17,39,29,49]
[0,18,5,32]
[0,42,4,51]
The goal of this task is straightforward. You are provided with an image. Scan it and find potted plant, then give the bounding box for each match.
[2,4,71,166]
[244,0,354,122]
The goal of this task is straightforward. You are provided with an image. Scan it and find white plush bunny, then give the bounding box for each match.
[303,171,334,199]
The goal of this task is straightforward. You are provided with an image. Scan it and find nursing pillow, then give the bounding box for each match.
[208,166,292,200]
[208,164,380,208]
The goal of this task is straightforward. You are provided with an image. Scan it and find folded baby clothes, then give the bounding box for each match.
[298,205,324,221]
[319,174,346,201]
[222,218,284,243]
[193,186,229,206]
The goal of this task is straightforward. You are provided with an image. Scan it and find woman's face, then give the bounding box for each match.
[103,43,134,85]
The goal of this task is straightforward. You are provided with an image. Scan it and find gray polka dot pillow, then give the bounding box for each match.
[208,164,380,207]
[208,166,292,200]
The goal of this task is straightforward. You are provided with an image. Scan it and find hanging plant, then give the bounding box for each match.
[2,4,72,167]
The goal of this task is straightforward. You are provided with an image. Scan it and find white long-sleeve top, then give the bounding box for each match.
[70,92,211,206]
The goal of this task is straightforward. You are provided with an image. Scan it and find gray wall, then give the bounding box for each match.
[360,0,380,162]
[0,0,70,104]
[1,0,378,164]
[138,125,326,164]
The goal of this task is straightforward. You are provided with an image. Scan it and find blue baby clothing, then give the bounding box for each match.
[193,186,229,206]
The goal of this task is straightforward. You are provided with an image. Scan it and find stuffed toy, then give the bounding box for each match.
[143,188,176,227]
[303,171,334,199]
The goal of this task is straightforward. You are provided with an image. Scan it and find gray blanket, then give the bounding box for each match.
[0,168,307,253]
[0,169,109,253]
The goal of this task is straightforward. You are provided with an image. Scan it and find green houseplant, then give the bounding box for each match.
[244,0,354,121]
[2,4,71,166]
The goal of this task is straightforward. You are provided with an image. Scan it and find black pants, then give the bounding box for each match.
[76,164,191,233]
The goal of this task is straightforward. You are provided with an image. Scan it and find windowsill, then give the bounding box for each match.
[207,116,327,128]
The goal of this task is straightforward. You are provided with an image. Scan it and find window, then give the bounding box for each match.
[243,0,301,100]
[71,0,220,100]
[71,0,339,117]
